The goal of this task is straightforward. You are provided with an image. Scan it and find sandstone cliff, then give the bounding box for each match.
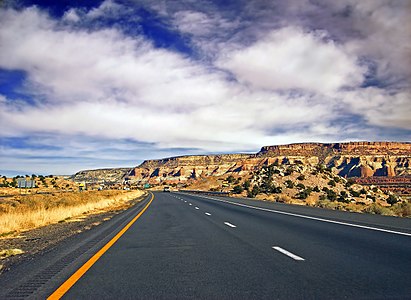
[128,142,411,184]
[72,168,131,183]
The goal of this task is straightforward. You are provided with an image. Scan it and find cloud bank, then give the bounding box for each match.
[0,0,410,175]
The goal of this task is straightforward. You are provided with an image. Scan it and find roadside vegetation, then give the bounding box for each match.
[201,161,410,218]
[0,189,144,235]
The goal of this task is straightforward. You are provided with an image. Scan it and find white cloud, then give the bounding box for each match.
[62,8,80,23]
[342,88,411,130]
[86,0,124,20]
[218,26,365,95]
[0,7,339,153]
[174,10,236,37]
[0,3,409,175]
[302,0,411,88]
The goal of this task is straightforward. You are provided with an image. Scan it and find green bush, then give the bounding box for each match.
[226,175,235,184]
[232,185,244,194]
[243,180,251,190]
[297,175,305,181]
[284,168,294,176]
[297,189,311,199]
[296,183,305,190]
[366,194,376,202]
[247,186,260,198]
[285,180,294,188]
[349,189,360,197]
[271,186,282,194]
[337,191,349,203]
[328,180,336,187]
[325,189,337,201]
[386,194,398,205]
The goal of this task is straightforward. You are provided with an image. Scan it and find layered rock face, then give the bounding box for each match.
[72,168,132,183]
[128,142,411,184]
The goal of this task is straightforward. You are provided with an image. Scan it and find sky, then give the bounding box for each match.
[0,0,410,176]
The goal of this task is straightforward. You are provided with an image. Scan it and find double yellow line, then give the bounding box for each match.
[48,192,154,299]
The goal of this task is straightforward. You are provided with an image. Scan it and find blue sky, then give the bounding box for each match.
[0,0,410,176]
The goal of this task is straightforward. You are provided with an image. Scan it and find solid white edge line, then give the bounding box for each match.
[205,212,211,216]
[224,222,237,228]
[179,193,411,237]
[273,246,305,261]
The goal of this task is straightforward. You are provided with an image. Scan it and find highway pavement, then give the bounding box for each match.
[1,191,410,299]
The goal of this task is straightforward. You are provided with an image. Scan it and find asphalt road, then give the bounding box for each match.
[2,191,411,299]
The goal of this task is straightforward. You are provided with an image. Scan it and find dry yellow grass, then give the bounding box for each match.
[0,248,24,259]
[0,190,144,235]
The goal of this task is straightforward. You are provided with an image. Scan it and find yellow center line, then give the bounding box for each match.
[48,192,154,300]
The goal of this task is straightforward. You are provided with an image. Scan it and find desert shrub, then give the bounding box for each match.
[226,175,235,184]
[297,189,311,199]
[337,191,349,203]
[313,186,320,192]
[315,200,340,210]
[328,180,336,187]
[325,189,337,201]
[284,168,294,176]
[392,202,411,217]
[360,188,367,194]
[349,189,360,197]
[276,195,292,203]
[366,194,376,202]
[315,164,326,173]
[285,180,294,188]
[386,194,398,205]
[333,176,341,183]
[296,183,305,190]
[232,185,244,194]
[297,175,305,181]
[363,204,394,216]
[243,180,251,190]
[247,186,260,198]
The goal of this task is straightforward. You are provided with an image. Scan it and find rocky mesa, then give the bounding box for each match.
[127,142,411,185]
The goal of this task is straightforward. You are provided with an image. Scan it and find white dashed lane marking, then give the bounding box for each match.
[272,246,305,261]
[224,222,236,228]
